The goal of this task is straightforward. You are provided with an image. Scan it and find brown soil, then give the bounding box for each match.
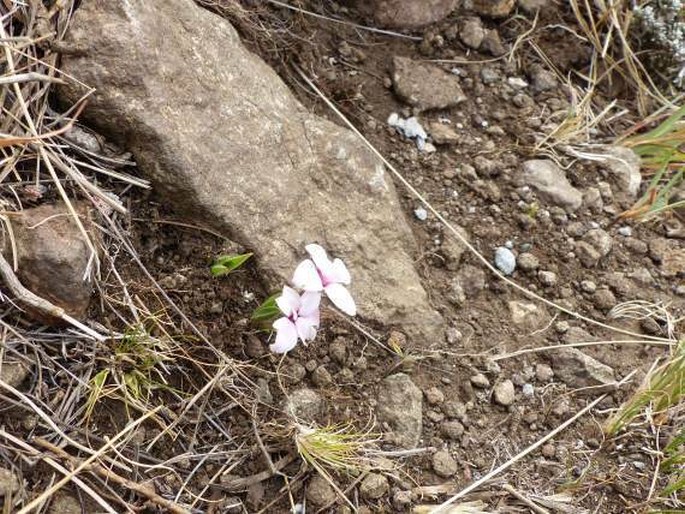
[2,1,683,514]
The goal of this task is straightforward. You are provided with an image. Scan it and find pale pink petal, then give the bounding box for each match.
[292,259,323,292]
[326,258,351,285]
[324,283,357,316]
[305,243,334,276]
[276,285,301,317]
[295,316,318,342]
[299,291,322,318]
[270,317,299,353]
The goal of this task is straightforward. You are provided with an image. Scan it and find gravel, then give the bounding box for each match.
[494,246,516,275]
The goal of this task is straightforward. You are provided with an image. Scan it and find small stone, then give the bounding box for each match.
[473,0,516,18]
[517,252,539,271]
[414,207,428,221]
[508,301,549,331]
[311,366,333,387]
[457,265,486,296]
[283,363,306,385]
[442,400,467,419]
[48,493,82,514]
[440,420,465,440]
[522,383,534,397]
[575,242,602,268]
[584,228,613,257]
[535,363,554,382]
[528,64,558,93]
[583,187,603,213]
[0,467,19,497]
[640,317,662,335]
[284,389,324,422]
[429,123,460,145]
[541,444,556,458]
[507,77,528,89]
[522,160,582,212]
[459,17,486,49]
[445,327,463,344]
[393,490,413,510]
[376,373,423,448]
[493,379,515,406]
[470,373,490,389]
[494,246,516,275]
[599,146,642,201]
[329,338,347,365]
[518,0,548,13]
[306,474,337,507]
[592,289,616,310]
[550,348,615,388]
[432,450,458,478]
[360,473,389,500]
[617,226,632,237]
[580,280,597,293]
[440,227,469,271]
[481,29,507,56]
[624,237,648,254]
[538,270,557,287]
[0,361,31,389]
[244,336,265,358]
[392,56,467,111]
[424,387,445,405]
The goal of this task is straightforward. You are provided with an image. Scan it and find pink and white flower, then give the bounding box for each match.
[270,285,321,354]
[292,244,356,316]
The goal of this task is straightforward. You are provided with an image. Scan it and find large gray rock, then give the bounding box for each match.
[368,0,459,28]
[58,0,442,344]
[376,373,423,448]
[522,160,582,212]
[3,203,95,318]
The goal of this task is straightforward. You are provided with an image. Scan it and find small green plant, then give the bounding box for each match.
[606,339,684,434]
[295,422,380,476]
[618,105,685,220]
[661,428,685,497]
[210,252,253,277]
[250,293,280,328]
[86,319,177,419]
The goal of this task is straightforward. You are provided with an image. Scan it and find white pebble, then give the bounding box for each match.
[494,247,516,275]
[414,207,428,221]
[507,77,529,89]
[522,383,535,397]
[617,226,632,237]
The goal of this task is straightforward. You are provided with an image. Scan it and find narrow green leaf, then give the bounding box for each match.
[210,253,253,277]
[251,293,281,325]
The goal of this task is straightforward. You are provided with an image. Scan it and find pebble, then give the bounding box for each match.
[0,467,20,497]
[424,387,445,405]
[311,366,333,387]
[535,363,554,382]
[470,373,490,389]
[592,289,617,310]
[507,76,528,89]
[494,246,516,275]
[414,207,428,221]
[306,475,337,507]
[541,444,556,458]
[393,490,413,510]
[517,252,539,271]
[328,338,347,365]
[360,473,389,500]
[522,383,535,397]
[432,450,458,478]
[617,226,632,237]
[440,420,465,440]
[580,280,597,293]
[538,270,557,287]
[493,379,516,406]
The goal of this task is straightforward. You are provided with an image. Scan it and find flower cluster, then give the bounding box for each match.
[270,244,356,354]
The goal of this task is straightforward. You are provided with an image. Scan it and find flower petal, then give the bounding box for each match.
[324,283,357,316]
[327,258,351,285]
[295,316,318,342]
[299,291,322,318]
[270,317,299,353]
[292,259,323,292]
[305,243,334,276]
[276,285,301,317]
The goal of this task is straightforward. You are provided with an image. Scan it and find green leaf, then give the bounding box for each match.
[210,253,253,277]
[251,293,281,326]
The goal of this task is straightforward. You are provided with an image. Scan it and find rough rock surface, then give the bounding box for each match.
[522,160,582,212]
[392,57,467,111]
[0,467,19,497]
[3,203,95,318]
[306,475,336,507]
[370,0,459,28]
[376,373,423,448]
[58,0,442,344]
[472,0,516,17]
[551,348,616,388]
[0,360,31,389]
[284,388,324,422]
[599,146,642,201]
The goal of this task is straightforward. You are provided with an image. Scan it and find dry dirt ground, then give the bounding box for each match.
[2,1,684,514]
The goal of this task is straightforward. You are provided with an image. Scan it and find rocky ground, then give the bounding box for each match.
[0,0,683,513]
